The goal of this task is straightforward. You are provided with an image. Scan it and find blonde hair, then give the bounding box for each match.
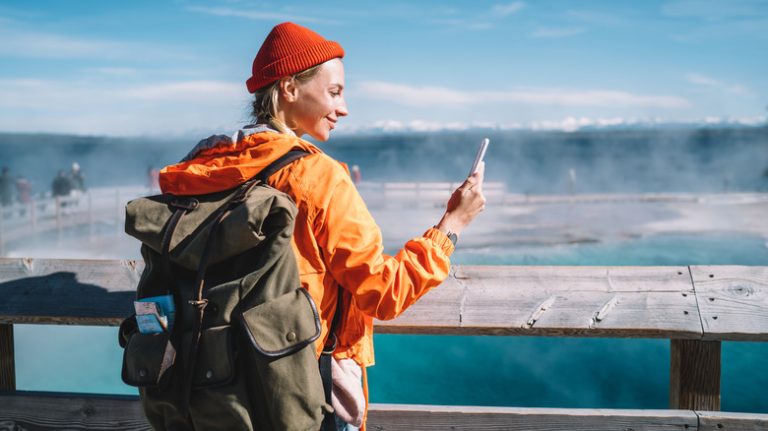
[251,64,323,134]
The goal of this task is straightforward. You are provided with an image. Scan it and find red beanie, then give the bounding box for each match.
[246,22,345,93]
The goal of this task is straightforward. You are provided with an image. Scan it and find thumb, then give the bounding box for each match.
[471,161,485,188]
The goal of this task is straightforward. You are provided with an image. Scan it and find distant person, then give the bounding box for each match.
[141,22,486,430]
[15,175,31,204]
[0,167,13,207]
[351,164,362,184]
[15,175,31,216]
[52,170,73,198]
[146,165,160,192]
[70,162,85,192]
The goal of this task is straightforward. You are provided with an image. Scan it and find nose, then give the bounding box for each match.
[336,97,349,117]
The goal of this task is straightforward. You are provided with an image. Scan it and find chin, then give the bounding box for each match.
[309,129,331,142]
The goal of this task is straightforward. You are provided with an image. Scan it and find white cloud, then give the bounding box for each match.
[0,79,243,107]
[429,1,523,30]
[117,81,242,101]
[90,67,139,77]
[356,81,690,109]
[0,27,189,61]
[565,10,624,26]
[186,6,331,24]
[686,73,720,86]
[529,26,586,38]
[0,78,247,136]
[492,2,526,17]
[430,17,496,30]
[727,85,750,95]
[686,73,752,96]
[662,0,767,20]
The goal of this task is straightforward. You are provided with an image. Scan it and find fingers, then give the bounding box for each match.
[467,161,485,187]
[474,161,486,179]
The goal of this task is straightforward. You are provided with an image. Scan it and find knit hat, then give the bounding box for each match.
[246,22,345,93]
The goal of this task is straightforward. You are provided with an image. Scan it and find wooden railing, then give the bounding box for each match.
[356,181,508,207]
[0,259,767,429]
[0,189,138,254]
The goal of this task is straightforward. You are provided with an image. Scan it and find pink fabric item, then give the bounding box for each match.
[331,358,365,427]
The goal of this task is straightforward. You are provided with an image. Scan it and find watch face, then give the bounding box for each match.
[448,232,458,246]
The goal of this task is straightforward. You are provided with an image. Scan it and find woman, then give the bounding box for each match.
[160,22,485,430]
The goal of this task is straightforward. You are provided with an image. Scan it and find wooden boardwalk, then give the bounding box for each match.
[1,259,767,429]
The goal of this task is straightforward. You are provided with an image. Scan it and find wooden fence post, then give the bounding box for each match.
[115,189,121,237]
[88,191,94,240]
[670,339,721,411]
[0,208,4,257]
[55,196,62,243]
[0,323,15,391]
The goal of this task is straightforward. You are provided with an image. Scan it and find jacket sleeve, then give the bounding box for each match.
[313,170,455,321]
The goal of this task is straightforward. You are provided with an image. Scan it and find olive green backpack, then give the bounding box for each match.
[119,150,337,431]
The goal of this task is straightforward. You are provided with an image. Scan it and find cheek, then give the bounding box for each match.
[299,95,328,120]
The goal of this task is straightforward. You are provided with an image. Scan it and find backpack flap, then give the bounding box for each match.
[239,288,321,358]
[125,186,298,271]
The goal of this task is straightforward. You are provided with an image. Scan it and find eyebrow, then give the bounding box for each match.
[330,83,344,90]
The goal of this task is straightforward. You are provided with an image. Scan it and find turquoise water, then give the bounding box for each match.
[450,233,768,267]
[13,233,768,412]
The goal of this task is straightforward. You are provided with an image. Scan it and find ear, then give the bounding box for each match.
[278,77,299,103]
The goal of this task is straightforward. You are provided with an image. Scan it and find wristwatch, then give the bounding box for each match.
[435,225,458,246]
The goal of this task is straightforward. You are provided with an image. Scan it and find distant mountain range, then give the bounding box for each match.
[338,117,768,135]
[1,123,766,195]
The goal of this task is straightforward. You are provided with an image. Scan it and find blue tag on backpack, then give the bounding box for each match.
[134,294,175,334]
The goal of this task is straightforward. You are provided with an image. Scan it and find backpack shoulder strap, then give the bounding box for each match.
[256,149,311,183]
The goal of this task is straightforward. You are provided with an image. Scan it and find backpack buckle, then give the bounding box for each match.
[188,299,209,309]
[170,197,199,211]
[321,333,337,355]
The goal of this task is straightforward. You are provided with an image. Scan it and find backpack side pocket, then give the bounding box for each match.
[121,329,176,388]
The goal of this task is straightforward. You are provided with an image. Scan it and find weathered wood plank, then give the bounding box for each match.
[0,323,14,391]
[690,266,768,341]
[366,404,698,430]
[375,273,464,332]
[4,392,768,431]
[0,392,151,430]
[1,259,767,341]
[670,339,721,411]
[697,410,768,431]
[378,266,702,338]
[0,258,139,325]
[0,393,706,431]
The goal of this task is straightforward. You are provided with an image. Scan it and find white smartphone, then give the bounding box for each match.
[469,138,490,177]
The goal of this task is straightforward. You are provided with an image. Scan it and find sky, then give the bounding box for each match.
[0,0,766,137]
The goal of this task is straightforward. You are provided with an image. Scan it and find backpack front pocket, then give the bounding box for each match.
[189,325,236,388]
[121,329,176,388]
[237,287,328,430]
[238,288,321,358]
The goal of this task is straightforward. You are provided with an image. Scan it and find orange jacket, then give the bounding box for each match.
[159,130,454,418]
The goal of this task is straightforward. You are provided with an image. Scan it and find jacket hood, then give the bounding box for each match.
[159,130,323,196]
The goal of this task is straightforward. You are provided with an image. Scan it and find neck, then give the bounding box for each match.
[273,108,301,137]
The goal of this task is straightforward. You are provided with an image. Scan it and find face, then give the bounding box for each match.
[282,58,348,141]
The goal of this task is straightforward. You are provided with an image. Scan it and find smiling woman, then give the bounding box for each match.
[144,21,486,431]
